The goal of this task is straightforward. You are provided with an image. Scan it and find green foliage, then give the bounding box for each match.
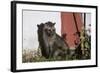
[74,27,91,60]
[22,51,70,63]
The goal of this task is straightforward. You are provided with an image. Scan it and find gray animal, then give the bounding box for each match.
[37,21,69,60]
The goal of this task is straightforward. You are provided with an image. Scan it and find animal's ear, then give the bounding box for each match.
[53,22,56,26]
[37,24,40,27]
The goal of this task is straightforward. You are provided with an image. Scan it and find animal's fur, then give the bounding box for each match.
[37,21,69,59]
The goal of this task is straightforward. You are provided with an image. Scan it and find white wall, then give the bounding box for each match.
[0,0,100,73]
[85,13,91,36]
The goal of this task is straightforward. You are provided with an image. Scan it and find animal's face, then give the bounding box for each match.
[43,22,56,36]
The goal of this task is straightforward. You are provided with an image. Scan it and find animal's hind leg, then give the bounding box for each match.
[52,50,61,60]
[53,49,66,60]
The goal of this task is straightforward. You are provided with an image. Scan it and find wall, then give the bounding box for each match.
[0,0,99,73]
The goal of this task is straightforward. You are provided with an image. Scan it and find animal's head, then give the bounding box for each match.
[43,21,56,37]
[37,23,44,31]
[37,23,44,39]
